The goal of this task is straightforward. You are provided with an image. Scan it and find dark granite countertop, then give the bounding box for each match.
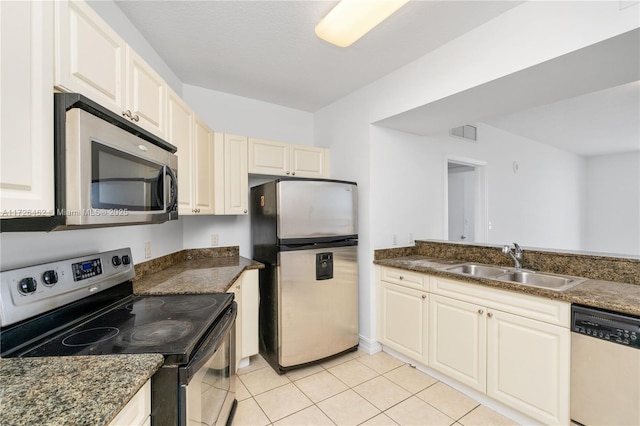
[0,354,163,426]
[134,255,264,295]
[375,255,640,317]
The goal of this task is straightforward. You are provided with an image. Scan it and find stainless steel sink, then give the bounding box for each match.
[496,270,583,291]
[446,264,510,278]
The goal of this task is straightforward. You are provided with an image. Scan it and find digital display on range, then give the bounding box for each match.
[72,258,102,281]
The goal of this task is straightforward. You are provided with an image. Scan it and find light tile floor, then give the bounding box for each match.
[233,350,519,426]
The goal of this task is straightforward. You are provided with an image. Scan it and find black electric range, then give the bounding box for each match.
[0,248,238,426]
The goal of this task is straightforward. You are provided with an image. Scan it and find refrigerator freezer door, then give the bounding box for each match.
[277,180,357,240]
[277,245,359,367]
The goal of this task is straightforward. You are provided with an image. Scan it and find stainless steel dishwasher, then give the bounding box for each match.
[571,305,640,425]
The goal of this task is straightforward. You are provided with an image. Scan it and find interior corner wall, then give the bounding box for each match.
[181,84,315,257]
[585,152,640,255]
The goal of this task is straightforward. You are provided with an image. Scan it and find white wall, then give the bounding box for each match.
[181,84,316,257]
[315,1,637,347]
[585,151,640,255]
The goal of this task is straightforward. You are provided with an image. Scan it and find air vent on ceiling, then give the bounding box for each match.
[450,125,477,141]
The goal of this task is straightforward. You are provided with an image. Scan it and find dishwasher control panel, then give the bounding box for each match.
[571,305,640,349]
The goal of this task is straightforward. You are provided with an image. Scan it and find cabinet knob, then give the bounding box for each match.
[487,312,493,318]
[286,171,290,175]
[478,309,484,315]
[292,172,296,176]
[244,209,248,214]
[421,294,426,299]
[236,285,240,290]
[122,110,132,118]
[399,276,404,280]
[133,114,140,122]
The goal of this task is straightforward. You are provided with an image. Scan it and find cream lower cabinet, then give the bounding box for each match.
[230,270,259,369]
[108,379,151,426]
[429,295,487,392]
[377,267,570,425]
[378,282,428,363]
[0,0,55,217]
[248,138,329,178]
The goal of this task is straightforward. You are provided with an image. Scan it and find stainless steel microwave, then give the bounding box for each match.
[1,93,178,231]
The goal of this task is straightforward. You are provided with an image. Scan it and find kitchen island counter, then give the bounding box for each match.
[0,354,163,426]
[133,247,263,295]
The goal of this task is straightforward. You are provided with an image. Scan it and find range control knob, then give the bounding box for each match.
[112,256,122,266]
[121,255,131,265]
[19,277,37,294]
[42,270,58,286]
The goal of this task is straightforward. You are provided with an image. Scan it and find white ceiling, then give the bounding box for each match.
[114,0,520,112]
[484,81,640,157]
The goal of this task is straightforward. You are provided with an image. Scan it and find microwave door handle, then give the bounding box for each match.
[156,166,178,211]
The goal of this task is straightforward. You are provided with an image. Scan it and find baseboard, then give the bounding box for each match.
[358,335,382,354]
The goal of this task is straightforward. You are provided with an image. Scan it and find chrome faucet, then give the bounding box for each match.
[502,242,523,269]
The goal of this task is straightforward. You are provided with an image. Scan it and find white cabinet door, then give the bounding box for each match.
[240,269,259,358]
[487,309,570,425]
[55,0,125,114]
[193,118,215,214]
[126,47,166,138]
[108,380,151,426]
[230,277,243,370]
[248,138,289,176]
[223,134,248,215]
[0,1,54,216]
[429,294,487,392]
[378,282,428,363]
[290,145,329,178]
[167,91,194,215]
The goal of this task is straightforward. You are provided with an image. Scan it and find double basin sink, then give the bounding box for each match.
[444,263,584,291]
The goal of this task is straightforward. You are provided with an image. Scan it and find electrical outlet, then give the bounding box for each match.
[211,234,219,246]
[144,242,151,259]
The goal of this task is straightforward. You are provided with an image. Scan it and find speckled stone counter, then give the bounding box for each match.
[0,354,163,426]
[133,248,263,295]
[375,254,640,317]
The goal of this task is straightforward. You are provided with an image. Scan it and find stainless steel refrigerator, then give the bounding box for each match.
[251,178,359,373]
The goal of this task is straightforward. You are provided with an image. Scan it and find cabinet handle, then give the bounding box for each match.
[244,209,248,214]
[122,110,132,118]
[478,309,484,315]
[421,295,426,299]
[133,114,140,122]
[487,312,493,318]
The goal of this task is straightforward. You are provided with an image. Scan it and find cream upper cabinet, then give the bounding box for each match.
[378,280,428,363]
[487,309,570,425]
[213,134,248,215]
[55,1,166,138]
[55,0,126,114]
[192,118,215,214]
[429,294,487,392]
[290,145,330,178]
[168,91,214,215]
[125,47,166,138]
[224,134,249,215]
[248,138,329,178]
[0,1,55,217]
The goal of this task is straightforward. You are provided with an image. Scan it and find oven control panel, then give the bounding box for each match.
[0,248,135,327]
[572,305,640,349]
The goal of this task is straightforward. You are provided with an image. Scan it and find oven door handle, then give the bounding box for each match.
[178,302,237,385]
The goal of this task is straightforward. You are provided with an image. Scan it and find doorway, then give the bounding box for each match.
[445,157,488,243]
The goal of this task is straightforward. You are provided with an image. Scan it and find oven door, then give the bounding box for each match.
[65,107,178,226]
[180,303,237,426]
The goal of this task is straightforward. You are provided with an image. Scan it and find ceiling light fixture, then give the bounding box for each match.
[315,0,410,48]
